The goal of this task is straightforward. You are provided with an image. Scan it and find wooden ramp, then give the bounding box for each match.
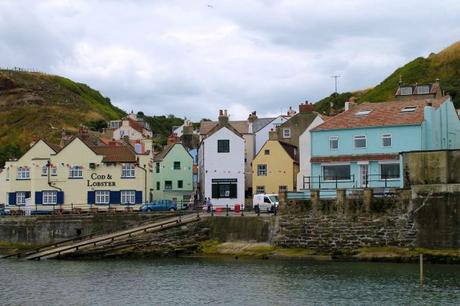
[19,214,200,260]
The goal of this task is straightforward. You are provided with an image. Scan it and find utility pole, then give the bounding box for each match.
[331,75,341,94]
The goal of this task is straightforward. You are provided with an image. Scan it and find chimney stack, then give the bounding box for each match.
[344,97,357,111]
[182,120,193,136]
[299,101,315,113]
[167,133,179,145]
[268,129,278,141]
[218,109,229,125]
[287,106,297,117]
[248,111,258,123]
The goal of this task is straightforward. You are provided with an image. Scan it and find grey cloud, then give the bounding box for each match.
[0,0,459,121]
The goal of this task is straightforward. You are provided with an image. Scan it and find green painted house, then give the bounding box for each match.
[153,140,194,205]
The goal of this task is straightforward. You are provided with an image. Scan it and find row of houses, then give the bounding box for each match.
[1,81,460,210]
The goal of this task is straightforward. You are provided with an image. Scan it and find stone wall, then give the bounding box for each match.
[0,213,175,244]
[274,191,417,250]
[403,150,460,185]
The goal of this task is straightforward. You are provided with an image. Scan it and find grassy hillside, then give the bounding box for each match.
[0,69,126,166]
[315,41,460,113]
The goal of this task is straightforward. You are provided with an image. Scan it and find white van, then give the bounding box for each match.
[253,194,279,213]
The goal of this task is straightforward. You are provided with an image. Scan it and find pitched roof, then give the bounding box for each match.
[127,118,145,133]
[92,145,137,163]
[313,97,448,131]
[253,117,275,133]
[279,141,298,162]
[200,120,249,135]
[153,143,174,161]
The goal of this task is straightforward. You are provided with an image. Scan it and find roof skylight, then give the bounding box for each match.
[401,106,417,113]
[355,110,372,116]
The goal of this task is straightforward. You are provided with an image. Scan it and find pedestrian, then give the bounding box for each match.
[207,197,212,213]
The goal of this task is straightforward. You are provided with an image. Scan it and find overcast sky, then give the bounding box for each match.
[1,0,459,120]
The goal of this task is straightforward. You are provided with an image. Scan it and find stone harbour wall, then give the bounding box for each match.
[274,191,417,250]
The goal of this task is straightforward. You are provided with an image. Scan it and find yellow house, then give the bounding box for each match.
[252,131,299,194]
[2,137,153,212]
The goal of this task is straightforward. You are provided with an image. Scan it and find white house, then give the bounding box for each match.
[252,114,290,156]
[296,115,325,191]
[198,110,245,209]
[108,112,153,141]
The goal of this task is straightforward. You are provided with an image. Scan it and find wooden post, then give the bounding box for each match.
[419,253,424,287]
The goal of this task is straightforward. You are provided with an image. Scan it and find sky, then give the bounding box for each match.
[1,0,459,120]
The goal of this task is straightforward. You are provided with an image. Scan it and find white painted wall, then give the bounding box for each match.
[297,116,324,191]
[255,116,288,156]
[201,127,245,208]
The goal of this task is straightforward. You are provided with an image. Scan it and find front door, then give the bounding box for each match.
[359,164,369,188]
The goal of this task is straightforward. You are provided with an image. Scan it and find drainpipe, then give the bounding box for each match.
[47,160,62,192]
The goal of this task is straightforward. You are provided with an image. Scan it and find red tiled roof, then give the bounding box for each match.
[313,97,448,131]
[127,118,144,133]
[311,154,399,163]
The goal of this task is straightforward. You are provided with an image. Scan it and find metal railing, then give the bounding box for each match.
[303,174,400,190]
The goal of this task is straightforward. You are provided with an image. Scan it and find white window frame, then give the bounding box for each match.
[42,165,48,176]
[329,136,339,150]
[43,191,57,205]
[122,163,135,178]
[256,186,265,194]
[400,87,413,95]
[17,167,30,180]
[121,190,136,205]
[416,85,430,94]
[95,190,110,205]
[379,162,400,180]
[282,128,291,138]
[6,168,9,180]
[257,164,267,176]
[16,192,26,205]
[382,134,392,147]
[69,166,83,178]
[321,163,351,181]
[354,135,367,149]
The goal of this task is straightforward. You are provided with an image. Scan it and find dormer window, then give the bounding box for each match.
[415,85,430,94]
[401,106,417,113]
[400,87,413,95]
[355,110,372,116]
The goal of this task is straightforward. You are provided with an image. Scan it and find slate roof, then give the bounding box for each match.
[153,143,174,161]
[199,120,249,135]
[313,97,448,131]
[253,117,275,133]
[279,141,299,162]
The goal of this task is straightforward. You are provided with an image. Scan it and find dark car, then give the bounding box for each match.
[0,204,11,216]
[139,200,177,212]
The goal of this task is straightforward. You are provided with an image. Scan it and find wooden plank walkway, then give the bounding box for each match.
[24,214,201,260]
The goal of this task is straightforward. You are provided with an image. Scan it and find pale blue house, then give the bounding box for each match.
[307,94,460,191]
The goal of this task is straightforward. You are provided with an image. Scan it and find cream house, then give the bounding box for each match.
[2,137,153,212]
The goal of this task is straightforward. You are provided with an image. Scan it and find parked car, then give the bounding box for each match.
[0,204,11,216]
[253,194,279,213]
[139,200,177,212]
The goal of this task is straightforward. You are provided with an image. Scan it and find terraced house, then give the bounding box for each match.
[308,93,460,191]
[152,134,194,205]
[1,137,153,212]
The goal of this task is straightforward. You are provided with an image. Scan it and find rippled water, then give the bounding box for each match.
[0,258,459,305]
